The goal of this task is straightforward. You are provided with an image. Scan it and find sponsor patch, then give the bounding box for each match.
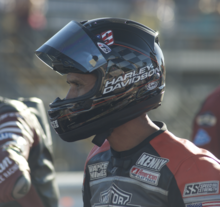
[101,30,114,46]
[51,120,59,129]
[196,112,217,127]
[136,152,169,171]
[183,181,219,197]
[88,162,109,180]
[130,166,160,186]
[186,201,220,207]
[193,129,211,146]
[97,42,111,54]
[94,183,138,207]
[146,81,158,90]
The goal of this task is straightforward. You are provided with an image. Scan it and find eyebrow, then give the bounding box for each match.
[67,80,79,84]
[66,77,85,85]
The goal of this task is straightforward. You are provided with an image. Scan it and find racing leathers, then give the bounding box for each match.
[0,97,59,207]
[83,122,220,207]
[192,86,220,159]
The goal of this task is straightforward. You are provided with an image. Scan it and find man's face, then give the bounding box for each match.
[66,73,97,99]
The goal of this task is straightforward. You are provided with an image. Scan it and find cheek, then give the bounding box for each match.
[65,86,78,99]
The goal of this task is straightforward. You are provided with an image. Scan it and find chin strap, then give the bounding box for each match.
[92,128,113,147]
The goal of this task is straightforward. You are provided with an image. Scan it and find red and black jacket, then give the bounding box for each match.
[83,122,220,207]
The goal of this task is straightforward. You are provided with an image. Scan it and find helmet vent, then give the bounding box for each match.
[125,20,155,34]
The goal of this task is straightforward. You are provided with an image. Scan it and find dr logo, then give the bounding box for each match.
[94,184,141,207]
[99,184,132,206]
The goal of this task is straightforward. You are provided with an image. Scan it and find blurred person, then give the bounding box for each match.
[36,18,220,207]
[0,97,59,207]
[191,85,220,158]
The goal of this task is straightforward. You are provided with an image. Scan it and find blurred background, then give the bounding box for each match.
[0,0,220,206]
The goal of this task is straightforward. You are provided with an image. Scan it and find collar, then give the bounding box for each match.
[111,121,167,158]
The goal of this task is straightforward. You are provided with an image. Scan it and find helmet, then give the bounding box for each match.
[35,17,166,146]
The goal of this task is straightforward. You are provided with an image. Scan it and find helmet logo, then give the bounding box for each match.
[101,30,114,46]
[103,66,160,94]
[97,42,111,54]
[146,81,158,90]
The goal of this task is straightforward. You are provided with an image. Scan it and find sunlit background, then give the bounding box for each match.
[0,0,220,206]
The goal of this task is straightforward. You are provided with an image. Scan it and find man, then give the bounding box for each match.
[191,86,220,158]
[36,18,220,207]
[0,97,59,207]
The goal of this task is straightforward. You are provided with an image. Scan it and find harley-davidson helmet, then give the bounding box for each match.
[35,17,166,146]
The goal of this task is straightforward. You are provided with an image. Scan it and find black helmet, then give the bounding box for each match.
[35,17,166,146]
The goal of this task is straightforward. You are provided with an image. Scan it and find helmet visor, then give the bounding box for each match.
[35,21,107,73]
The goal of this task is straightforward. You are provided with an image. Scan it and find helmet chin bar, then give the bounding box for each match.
[57,92,163,145]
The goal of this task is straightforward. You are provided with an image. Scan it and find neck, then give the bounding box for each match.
[107,114,160,152]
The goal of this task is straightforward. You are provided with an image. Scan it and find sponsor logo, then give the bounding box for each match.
[0,157,13,173]
[96,34,101,39]
[130,166,160,185]
[94,183,139,207]
[146,81,158,90]
[103,64,160,94]
[111,167,118,174]
[88,162,109,180]
[101,30,114,46]
[186,203,202,207]
[51,120,59,129]
[196,112,217,127]
[183,181,219,197]
[0,133,17,141]
[193,129,211,146]
[186,201,220,207]
[136,153,169,171]
[97,42,111,54]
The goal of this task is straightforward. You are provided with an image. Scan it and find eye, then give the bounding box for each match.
[67,81,80,87]
[72,82,80,87]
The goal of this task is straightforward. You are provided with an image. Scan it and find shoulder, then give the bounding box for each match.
[151,131,220,199]
[0,97,27,114]
[201,86,220,110]
[150,130,219,170]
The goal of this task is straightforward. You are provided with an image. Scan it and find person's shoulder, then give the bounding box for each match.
[203,86,220,106]
[0,97,27,115]
[150,130,219,172]
[85,140,110,165]
[151,131,220,196]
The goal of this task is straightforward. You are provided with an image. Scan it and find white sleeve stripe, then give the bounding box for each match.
[0,121,21,129]
[0,132,25,141]
[184,195,220,204]
[16,121,33,137]
[17,118,33,136]
[0,128,33,143]
[0,121,33,137]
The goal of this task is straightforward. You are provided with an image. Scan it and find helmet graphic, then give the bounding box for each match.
[35,18,166,146]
